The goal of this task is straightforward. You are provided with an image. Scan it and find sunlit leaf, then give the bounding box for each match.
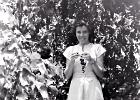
[16,93,28,100]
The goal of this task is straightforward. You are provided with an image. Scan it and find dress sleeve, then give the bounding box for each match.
[95,44,106,58]
[63,46,73,60]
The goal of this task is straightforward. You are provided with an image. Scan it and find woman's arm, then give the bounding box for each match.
[64,59,75,80]
[90,54,106,78]
[64,52,79,80]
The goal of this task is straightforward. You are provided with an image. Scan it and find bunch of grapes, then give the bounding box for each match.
[80,58,86,73]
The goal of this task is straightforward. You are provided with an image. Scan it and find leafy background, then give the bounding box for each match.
[0,0,140,100]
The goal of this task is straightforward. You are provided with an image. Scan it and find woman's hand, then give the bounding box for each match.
[71,53,79,61]
[81,53,91,61]
[81,53,95,64]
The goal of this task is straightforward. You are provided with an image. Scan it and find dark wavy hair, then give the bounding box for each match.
[66,21,95,46]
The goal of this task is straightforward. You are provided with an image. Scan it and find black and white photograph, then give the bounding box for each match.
[0,0,140,100]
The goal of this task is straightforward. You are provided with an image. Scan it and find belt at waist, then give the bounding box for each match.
[73,72,97,78]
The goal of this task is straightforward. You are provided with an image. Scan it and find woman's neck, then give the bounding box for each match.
[78,42,90,51]
[78,42,90,46]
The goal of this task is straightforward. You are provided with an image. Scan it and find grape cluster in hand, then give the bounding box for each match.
[80,58,86,73]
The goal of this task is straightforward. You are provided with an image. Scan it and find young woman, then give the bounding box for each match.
[63,21,106,100]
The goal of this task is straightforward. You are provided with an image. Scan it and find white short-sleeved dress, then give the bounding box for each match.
[63,43,106,100]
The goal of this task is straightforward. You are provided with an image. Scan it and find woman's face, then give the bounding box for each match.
[76,25,90,45]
